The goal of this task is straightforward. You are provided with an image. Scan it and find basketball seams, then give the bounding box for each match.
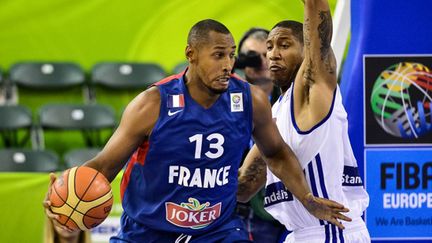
[76,193,113,216]
[73,166,100,204]
[79,174,111,202]
[51,168,70,206]
[50,166,113,231]
[64,167,89,229]
[76,191,113,214]
[51,183,78,211]
[52,180,67,205]
[66,166,99,230]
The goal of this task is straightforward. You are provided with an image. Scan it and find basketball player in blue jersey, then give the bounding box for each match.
[44,19,351,242]
[238,0,370,242]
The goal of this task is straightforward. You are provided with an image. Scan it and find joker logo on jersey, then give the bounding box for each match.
[166,198,221,229]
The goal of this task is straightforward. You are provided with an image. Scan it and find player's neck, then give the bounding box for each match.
[185,70,221,109]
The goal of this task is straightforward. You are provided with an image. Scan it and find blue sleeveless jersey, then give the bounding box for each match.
[120,73,253,235]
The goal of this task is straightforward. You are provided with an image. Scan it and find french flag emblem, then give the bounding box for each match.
[167,94,185,108]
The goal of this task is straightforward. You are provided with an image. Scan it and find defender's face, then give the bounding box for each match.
[266,27,303,88]
[193,31,236,94]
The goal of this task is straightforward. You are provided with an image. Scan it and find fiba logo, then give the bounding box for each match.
[370,62,432,138]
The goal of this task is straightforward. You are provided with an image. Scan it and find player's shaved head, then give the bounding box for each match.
[187,19,231,47]
[271,20,304,44]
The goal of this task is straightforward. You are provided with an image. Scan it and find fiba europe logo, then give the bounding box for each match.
[370,62,432,138]
[232,94,241,103]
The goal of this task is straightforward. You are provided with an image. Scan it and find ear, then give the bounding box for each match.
[185,45,195,63]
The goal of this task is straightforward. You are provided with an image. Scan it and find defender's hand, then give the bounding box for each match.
[302,193,352,229]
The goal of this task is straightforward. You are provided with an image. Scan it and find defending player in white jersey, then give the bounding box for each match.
[237,0,371,242]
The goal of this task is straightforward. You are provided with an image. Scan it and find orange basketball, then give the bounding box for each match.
[49,166,113,231]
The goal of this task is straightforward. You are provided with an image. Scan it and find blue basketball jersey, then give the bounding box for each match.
[120,72,253,235]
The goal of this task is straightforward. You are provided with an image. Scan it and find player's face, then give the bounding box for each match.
[194,31,236,94]
[241,38,270,83]
[266,27,303,88]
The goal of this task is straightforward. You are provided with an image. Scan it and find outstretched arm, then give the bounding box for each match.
[250,85,351,229]
[302,0,336,79]
[295,0,337,126]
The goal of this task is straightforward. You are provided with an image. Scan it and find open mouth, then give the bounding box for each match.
[218,76,230,82]
[269,65,283,71]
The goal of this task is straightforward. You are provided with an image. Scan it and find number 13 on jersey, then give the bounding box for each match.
[189,133,225,159]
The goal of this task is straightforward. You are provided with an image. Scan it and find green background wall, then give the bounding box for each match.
[0,173,123,242]
[0,0,337,242]
[0,0,335,72]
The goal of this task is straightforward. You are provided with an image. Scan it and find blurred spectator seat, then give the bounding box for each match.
[0,148,59,172]
[90,62,167,117]
[37,104,116,158]
[37,104,115,165]
[171,61,188,75]
[0,105,33,148]
[0,67,5,104]
[9,62,87,112]
[92,62,166,89]
[63,147,101,168]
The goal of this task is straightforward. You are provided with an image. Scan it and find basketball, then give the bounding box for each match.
[49,166,113,231]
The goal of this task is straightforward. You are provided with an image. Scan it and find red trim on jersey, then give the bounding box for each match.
[231,73,248,83]
[120,140,150,200]
[153,69,186,86]
[179,94,185,107]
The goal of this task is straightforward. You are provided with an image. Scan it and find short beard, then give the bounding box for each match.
[271,65,300,90]
[272,78,290,88]
[208,86,228,94]
[202,81,228,95]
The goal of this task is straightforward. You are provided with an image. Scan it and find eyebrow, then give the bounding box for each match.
[274,36,291,41]
[213,45,236,50]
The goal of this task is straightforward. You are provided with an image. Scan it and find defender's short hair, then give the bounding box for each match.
[187,19,231,47]
[272,20,303,44]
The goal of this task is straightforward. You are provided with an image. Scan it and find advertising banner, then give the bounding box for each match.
[363,55,432,241]
[365,149,432,240]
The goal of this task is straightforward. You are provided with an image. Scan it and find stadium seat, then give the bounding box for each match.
[90,62,167,117]
[10,62,84,89]
[0,105,33,148]
[9,62,87,112]
[92,62,166,89]
[171,61,188,74]
[38,104,116,151]
[0,148,59,172]
[0,67,5,104]
[63,147,101,168]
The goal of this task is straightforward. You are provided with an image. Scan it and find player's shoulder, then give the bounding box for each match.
[153,72,184,86]
[249,83,268,102]
[129,86,161,112]
[230,73,247,82]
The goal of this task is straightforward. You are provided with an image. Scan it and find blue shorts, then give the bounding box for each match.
[110,213,251,243]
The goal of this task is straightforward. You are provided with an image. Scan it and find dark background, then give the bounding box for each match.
[364,55,432,145]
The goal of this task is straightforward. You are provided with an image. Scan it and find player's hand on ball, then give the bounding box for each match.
[302,193,352,229]
[42,173,78,233]
[48,166,113,231]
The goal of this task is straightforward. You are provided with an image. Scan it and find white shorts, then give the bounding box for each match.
[284,218,370,243]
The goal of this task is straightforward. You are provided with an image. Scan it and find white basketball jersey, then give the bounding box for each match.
[265,85,369,232]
